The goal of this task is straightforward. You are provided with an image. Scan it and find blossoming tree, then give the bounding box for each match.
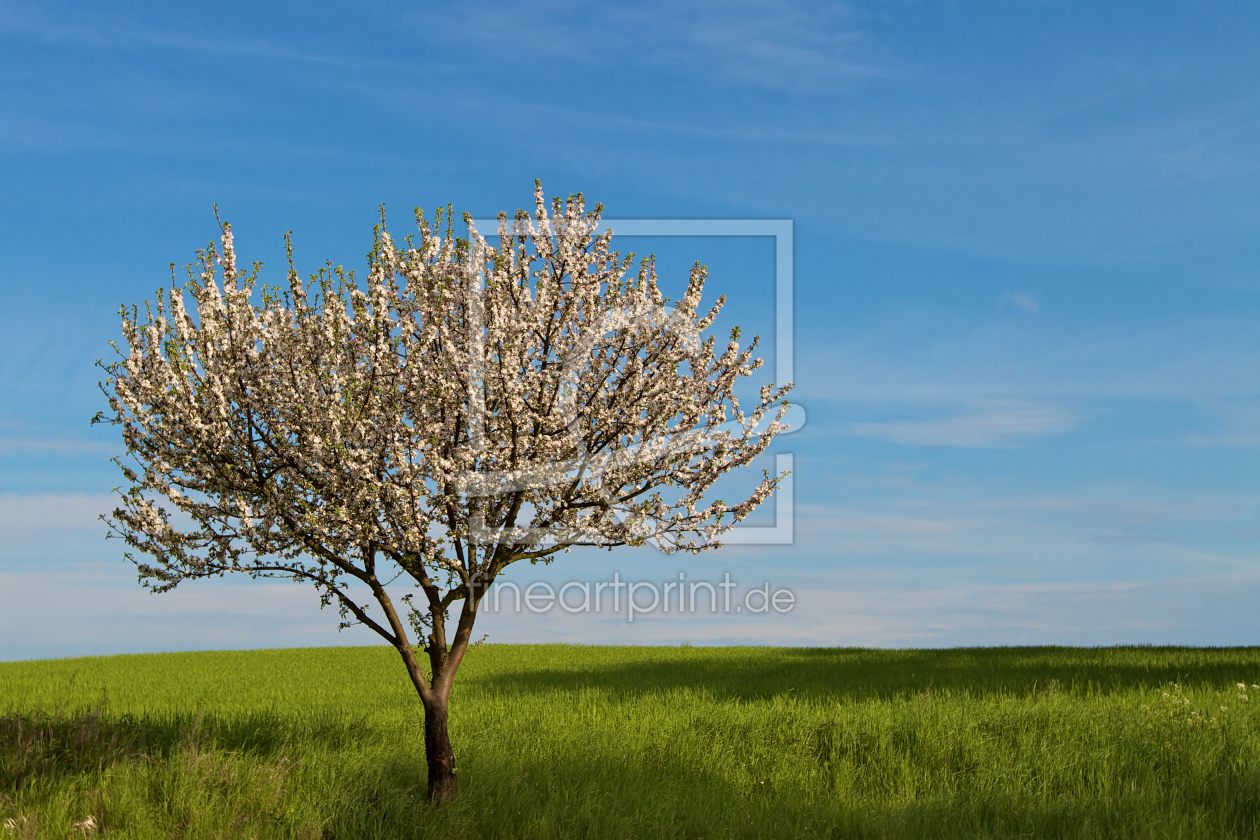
[97,185,791,802]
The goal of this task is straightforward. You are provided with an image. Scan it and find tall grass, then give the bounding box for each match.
[2,645,1259,838]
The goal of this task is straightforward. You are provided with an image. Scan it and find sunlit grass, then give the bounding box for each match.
[3,645,1259,838]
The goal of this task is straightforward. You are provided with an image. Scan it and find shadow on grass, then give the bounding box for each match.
[465,645,1260,703]
[0,700,391,792]
[0,701,430,839]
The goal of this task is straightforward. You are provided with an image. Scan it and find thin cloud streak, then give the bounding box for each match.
[401,0,896,95]
[0,5,406,73]
[0,434,115,456]
[795,316,1260,405]
[1001,292,1040,313]
[843,403,1078,448]
[785,491,1259,582]
[0,493,114,535]
[0,568,378,661]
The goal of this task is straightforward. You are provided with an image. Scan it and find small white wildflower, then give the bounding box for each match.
[1239,683,1247,690]
[1221,706,1228,712]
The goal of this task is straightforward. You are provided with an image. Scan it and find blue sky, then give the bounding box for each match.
[1,0,1258,660]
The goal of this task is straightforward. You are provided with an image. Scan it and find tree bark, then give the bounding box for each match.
[424,696,458,803]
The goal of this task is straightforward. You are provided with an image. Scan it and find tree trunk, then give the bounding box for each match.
[424,697,458,803]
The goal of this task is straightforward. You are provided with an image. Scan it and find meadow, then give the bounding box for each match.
[2,644,1259,839]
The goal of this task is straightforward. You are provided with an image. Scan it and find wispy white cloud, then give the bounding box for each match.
[0,567,377,661]
[795,314,1260,407]
[0,4,395,72]
[401,0,894,96]
[0,493,112,529]
[843,402,1077,447]
[1185,431,1260,447]
[1180,401,1260,448]
[3,1,895,97]
[0,493,115,538]
[778,574,1260,647]
[781,488,1259,586]
[1001,292,1040,313]
[970,494,1247,524]
[637,0,891,93]
[1065,100,1260,188]
[0,433,115,456]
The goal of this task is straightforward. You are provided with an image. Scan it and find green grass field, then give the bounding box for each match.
[2,644,1259,838]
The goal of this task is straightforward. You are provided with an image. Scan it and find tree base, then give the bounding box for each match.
[426,770,458,804]
[424,700,458,803]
